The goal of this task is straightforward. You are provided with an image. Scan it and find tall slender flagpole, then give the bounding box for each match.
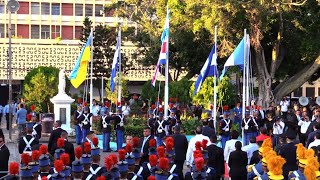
[164,7,170,118]
[246,34,250,107]
[101,77,104,102]
[89,28,94,130]
[242,29,247,145]
[117,24,122,104]
[213,26,218,132]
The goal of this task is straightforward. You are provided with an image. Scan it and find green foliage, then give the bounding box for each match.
[169,78,192,103]
[180,117,202,135]
[125,117,147,137]
[105,75,129,103]
[190,76,236,107]
[141,80,164,102]
[23,66,70,113]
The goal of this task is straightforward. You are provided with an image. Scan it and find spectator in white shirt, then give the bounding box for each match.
[241,137,259,164]
[224,130,241,164]
[122,102,131,116]
[186,126,210,166]
[298,115,311,146]
[91,99,100,116]
[272,116,285,147]
[280,96,290,120]
[308,133,320,149]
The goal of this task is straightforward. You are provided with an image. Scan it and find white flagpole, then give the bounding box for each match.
[246,34,250,107]
[164,7,170,118]
[89,28,94,113]
[117,24,122,104]
[89,28,94,130]
[242,29,247,145]
[101,77,104,102]
[213,26,218,132]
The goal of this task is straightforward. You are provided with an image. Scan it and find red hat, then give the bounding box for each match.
[40,145,48,155]
[92,137,99,147]
[159,157,169,171]
[32,150,41,162]
[54,160,64,173]
[75,146,82,160]
[104,156,113,171]
[125,144,132,153]
[118,149,126,161]
[149,139,156,147]
[9,162,19,175]
[21,153,31,166]
[84,142,91,154]
[57,138,65,148]
[60,153,70,166]
[149,154,158,167]
[132,137,140,148]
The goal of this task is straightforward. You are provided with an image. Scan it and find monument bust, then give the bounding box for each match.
[58,69,66,94]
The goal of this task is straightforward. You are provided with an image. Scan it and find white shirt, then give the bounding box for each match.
[224,139,241,163]
[273,121,285,135]
[308,139,320,149]
[122,106,131,116]
[298,120,311,134]
[280,100,290,112]
[186,134,210,165]
[242,143,259,164]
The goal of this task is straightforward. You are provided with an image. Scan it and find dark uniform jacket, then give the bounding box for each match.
[207,144,224,177]
[147,118,156,136]
[172,133,188,161]
[154,119,169,138]
[139,135,154,164]
[219,118,232,136]
[278,142,298,178]
[33,123,42,139]
[80,113,93,130]
[50,139,75,162]
[0,144,10,178]
[74,110,82,125]
[167,116,177,134]
[18,134,39,154]
[113,114,125,131]
[228,150,248,179]
[48,127,67,153]
[100,115,113,133]
[242,117,258,133]
[86,163,107,179]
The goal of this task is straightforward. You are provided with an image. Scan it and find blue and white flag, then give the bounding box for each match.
[110,30,121,92]
[193,45,218,95]
[219,37,246,80]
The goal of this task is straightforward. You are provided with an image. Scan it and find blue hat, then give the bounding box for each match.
[158,112,164,117]
[39,155,50,167]
[125,154,135,165]
[117,161,128,173]
[4,175,19,180]
[55,148,65,160]
[26,122,34,129]
[191,170,206,180]
[61,166,71,177]
[148,109,154,114]
[132,148,141,159]
[72,160,83,173]
[91,147,100,156]
[207,111,212,115]
[83,107,89,111]
[245,111,250,115]
[155,173,168,180]
[223,111,230,115]
[117,106,122,111]
[20,166,33,178]
[28,162,39,173]
[51,173,66,180]
[110,167,120,179]
[170,109,176,113]
[148,147,157,156]
[81,154,92,165]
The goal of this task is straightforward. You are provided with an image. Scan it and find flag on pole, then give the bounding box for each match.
[193,45,218,95]
[110,29,121,92]
[219,37,246,80]
[69,32,93,88]
[151,10,170,87]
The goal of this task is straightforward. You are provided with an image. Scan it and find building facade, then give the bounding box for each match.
[0,0,155,103]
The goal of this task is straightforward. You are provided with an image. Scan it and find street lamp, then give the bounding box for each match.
[6,0,19,141]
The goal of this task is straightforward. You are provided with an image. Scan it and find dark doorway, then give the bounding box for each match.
[0,86,9,106]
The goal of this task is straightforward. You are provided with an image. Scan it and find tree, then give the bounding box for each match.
[105,74,130,104]
[80,17,129,101]
[23,66,70,112]
[141,80,164,103]
[110,0,320,108]
[189,77,236,108]
[169,78,192,103]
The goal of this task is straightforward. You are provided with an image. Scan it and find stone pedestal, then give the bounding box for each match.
[50,93,74,133]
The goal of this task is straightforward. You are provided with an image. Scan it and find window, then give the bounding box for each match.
[0,24,4,38]
[95,5,103,16]
[306,87,315,97]
[52,3,60,15]
[52,25,60,38]
[293,87,302,97]
[41,3,50,15]
[31,25,39,39]
[31,2,40,14]
[75,26,82,39]
[41,25,50,39]
[85,4,93,16]
[75,4,83,16]
[0,5,4,13]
